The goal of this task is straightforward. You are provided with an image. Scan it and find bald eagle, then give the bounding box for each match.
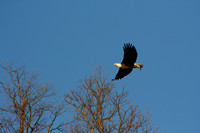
[112,43,143,80]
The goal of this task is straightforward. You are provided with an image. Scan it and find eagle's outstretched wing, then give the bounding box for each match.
[121,43,138,66]
[112,68,133,80]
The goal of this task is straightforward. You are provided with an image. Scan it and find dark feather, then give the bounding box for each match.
[112,68,133,80]
[121,43,137,66]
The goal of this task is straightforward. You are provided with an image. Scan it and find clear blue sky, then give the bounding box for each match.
[0,0,200,132]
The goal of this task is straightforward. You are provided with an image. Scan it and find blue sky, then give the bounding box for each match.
[0,0,200,132]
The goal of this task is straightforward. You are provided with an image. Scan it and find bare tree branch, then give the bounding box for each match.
[0,63,67,133]
[65,66,158,133]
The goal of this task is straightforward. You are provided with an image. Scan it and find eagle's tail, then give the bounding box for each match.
[134,64,144,70]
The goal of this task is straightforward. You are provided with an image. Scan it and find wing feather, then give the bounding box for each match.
[121,43,138,66]
[112,68,133,80]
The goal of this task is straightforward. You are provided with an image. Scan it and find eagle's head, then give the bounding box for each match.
[114,63,122,68]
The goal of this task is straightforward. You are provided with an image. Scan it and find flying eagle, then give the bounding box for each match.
[112,43,143,80]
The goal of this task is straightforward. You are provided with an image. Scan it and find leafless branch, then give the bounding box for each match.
[0,63,67,133]
[65,66,158,133]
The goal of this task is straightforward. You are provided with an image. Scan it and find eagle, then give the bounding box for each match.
[112,43,143,80]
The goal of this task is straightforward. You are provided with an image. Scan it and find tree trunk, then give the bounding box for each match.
[20,117,24,133]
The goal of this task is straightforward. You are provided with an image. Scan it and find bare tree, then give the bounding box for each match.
[65,67,158,133]
[0,63,67,133]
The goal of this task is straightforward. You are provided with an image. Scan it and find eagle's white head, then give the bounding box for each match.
[114,63,122,68]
